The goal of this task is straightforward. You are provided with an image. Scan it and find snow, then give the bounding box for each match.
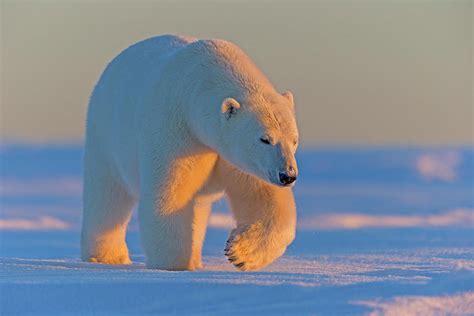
[1,145,473,315]
[356,292,474,316]
[0,216,70,230]
[416,151,461,181]
[300,208,474,230]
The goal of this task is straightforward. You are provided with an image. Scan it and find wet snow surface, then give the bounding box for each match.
[1,145,473,315]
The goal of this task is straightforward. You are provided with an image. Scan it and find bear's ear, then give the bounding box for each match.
[282,91,294,107]
[221,97,241,119]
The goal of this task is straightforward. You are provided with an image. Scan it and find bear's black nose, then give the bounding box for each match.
[279,172,297,186]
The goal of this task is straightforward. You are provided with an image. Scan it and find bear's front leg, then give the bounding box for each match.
[138,152,218,270]
[217,160,296,271]
[138,200,208,270]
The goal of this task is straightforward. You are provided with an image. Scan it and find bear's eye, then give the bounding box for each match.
[260,137,271,145]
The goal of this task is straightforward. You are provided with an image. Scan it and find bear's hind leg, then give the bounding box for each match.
[81,158,136,265]
[189,201,211,270]
[189,189,224,269]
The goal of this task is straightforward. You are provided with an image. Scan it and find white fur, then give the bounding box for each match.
[81,35,299,271]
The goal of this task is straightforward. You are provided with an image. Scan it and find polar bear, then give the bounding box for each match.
[81,35,299,271]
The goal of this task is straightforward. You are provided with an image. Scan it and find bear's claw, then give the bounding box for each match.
[235,262,245,269]
[224,248,246,270]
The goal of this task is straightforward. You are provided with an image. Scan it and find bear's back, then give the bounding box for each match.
[88,35,198,137]
[94,35,197,97]
[113,35,198,66]
[86,35,200,189]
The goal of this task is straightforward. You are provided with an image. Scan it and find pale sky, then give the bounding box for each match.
[1,0,472,146]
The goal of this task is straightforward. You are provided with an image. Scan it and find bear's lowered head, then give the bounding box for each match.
[183,39,299,187]
[218,89,299,187]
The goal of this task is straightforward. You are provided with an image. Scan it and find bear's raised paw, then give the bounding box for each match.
[224,223,289,271]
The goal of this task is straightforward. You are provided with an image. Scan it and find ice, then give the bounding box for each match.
[1,145,473,315]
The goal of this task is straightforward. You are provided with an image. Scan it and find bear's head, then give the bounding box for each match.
[183,39,299,186]
[217,90,299,187]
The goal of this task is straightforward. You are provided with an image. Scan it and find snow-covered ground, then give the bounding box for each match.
[1,145,473,315]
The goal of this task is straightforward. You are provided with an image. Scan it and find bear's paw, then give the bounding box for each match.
[224,223,289,271]
[88,254,132,265]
